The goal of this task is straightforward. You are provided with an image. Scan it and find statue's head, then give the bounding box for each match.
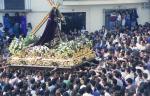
[50,7,63,23]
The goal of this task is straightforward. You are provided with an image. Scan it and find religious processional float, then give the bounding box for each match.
[7,0,95,68]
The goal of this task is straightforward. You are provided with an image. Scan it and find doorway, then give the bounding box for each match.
[61,12,86,34]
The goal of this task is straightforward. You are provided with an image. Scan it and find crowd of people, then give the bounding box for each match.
[0,21,150,96]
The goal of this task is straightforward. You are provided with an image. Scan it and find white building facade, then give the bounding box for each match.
[0,0,150,35]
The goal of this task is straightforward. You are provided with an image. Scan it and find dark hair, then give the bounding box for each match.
[102,77,107,82]
[138,73,143,78]
[5,13,9,17]
[41,83,46,90]
[108,73,113,79]
[30,78,35,84]
[90,79,96,87]
[101,68,107,74]
[64,74,69,80]
[61,83,66,89]
[114,71,121,78]
[126,67,131,73]
[69,84,73,90]
[83,77,89,85]
[51,79,57,85]
[79,88,85,95]
[112,79,117,85]
[63,92,69,96]
[86,84,92,93]
[0,23,2,26]
[75,78,80,85]
[27,23,32,29]
[126,78,133,84]
[31,84,36,90]
[143,73,148,79]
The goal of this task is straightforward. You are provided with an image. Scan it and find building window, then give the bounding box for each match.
[4,0,25,10]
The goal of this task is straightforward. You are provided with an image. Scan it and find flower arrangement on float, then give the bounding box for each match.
[8,35,95,67]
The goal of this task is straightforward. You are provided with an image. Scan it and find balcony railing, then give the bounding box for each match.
[0,0,31,12]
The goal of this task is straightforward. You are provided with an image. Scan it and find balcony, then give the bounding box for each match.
[0,0,32,12]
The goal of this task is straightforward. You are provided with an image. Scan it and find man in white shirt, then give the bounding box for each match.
[124,68,135,80]
[114,71,123,87]
[83,85,94,96]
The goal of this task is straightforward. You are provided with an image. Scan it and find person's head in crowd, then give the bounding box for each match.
[30,78,35,84]
[126,78,133,85]
[85,84,93,94]
[143,73,148,81]
[78,87,85,95]
[15,12,20,17]
[4,13,10,18]
[0,23,3,28]
[27,23,32,29]
[62,92,69,96]
[102,77,107,85]
[112,78,118,86]
[102,25,105,29]
[136,69,142,75]
[125,67,131,74]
